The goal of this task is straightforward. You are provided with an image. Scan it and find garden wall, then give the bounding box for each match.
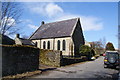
[61,56,88,66]
[39,49,89,67]
[1,45,40,77]
[40,49,62,67]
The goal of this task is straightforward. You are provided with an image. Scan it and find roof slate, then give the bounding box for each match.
[19,38,35,46]
[30,18,79,40]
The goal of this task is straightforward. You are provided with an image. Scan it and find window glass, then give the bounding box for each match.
[63,40,66,50]
[35,42,37,47]
[57,40,60,50]
[47,41,50,49]
[43,41,46,49]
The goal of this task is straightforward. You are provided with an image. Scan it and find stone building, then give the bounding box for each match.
[15,34,35,46]
[29,18,85,56]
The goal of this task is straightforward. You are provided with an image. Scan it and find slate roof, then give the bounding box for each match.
[30,18,79,40]
[0,34,15,45]
[19,38,35,46]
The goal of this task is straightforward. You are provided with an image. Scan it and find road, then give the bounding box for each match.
[27,56,119,79]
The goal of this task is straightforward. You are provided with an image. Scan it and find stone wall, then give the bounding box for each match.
[61,56,88,66]
[40,49,62,67]
[1,45,40,77]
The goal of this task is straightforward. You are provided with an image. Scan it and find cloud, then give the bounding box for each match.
[28,3,63,18]
[24,19,33,23]
[28,24,39,30]
[80,15,103,31]
[27,2,103,31]
[49,14,103,31]
[1,17,16,27]
[45,3,63,17]
[23,19,38,30]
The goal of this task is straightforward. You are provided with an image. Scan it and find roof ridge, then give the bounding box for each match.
[44,17,79,25]
[29,17,79,39]
[29,17,80,40]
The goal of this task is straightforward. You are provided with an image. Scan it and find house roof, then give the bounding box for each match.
[29,18,79,40]
[19,38,35,46]
[0,34,15,45]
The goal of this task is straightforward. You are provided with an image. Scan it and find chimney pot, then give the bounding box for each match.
[16,34,20,38]
[41,21,45,25]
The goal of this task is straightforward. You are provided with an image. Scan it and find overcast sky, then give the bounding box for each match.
[10,2,118,48]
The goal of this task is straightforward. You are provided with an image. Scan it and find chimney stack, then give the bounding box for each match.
[16,34,20,38]
[41,21,45,25]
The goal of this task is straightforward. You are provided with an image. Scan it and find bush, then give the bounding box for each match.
[105,42,115,51]
[80,45,95,60]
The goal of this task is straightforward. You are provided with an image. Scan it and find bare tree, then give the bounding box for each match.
[92,41,103,50]
[90,38,105,55]
[1,2,23,35]
[99,37,106,48]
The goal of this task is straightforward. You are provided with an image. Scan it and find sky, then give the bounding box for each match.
[10,2,118,48]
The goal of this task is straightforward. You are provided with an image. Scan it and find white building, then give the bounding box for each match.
[29,18,85,56]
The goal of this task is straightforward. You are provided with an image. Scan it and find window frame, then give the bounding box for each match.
[62,40,66,51]
[43,41,46,49]
[47,41,50,49]
[57,40,60,50]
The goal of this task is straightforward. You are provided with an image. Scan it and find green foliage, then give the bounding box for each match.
[80,45,92,56]
[105,42,115,51]
[80,45,95,60]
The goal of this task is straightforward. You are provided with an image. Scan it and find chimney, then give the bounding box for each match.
[16,34,20,38]
[41,21,45,25]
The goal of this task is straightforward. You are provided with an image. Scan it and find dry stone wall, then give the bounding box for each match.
[40,49,62,67]
[1,45,39,77]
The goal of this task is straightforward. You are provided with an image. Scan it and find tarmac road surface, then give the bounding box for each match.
[27,56,119,79]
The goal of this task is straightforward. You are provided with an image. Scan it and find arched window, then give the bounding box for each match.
[57,40,60,50]
[43,41,46,49]
[35,42,37,47]
[62,40,66,50]
[47,41,50,49]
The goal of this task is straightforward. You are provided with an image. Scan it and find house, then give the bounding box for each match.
[0,34,15,45]
[29,18,85,56]
[15,34,35,46]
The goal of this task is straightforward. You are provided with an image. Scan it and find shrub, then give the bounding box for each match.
[105,42,115,51]
[80,45,95,60]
